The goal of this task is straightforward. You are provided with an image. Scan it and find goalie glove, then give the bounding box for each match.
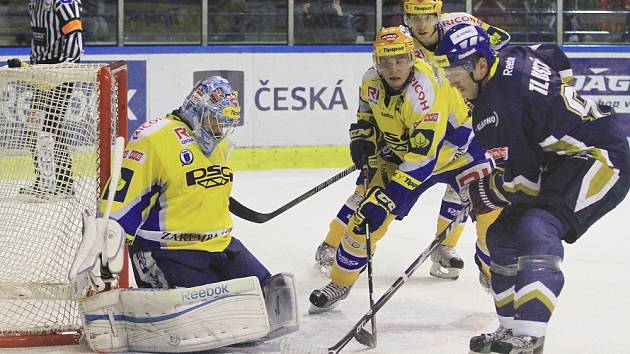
[68,209,126,299]
[459,169,509,215]
[349,120,380,170]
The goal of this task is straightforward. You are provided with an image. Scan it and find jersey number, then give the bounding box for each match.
[560,84,610,121]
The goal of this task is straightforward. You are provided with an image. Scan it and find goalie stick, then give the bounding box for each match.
[279,204,472,354]
[103,136,125,219]
[229,165,357,223]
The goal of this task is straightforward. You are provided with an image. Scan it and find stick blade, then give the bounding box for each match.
[354,327,377,348]
[280,337,330,354]
[229,197,271,223]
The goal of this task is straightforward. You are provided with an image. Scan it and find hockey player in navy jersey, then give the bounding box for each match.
[435,24,630,353]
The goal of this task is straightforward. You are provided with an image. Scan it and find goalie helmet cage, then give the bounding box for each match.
[0,61,129,347]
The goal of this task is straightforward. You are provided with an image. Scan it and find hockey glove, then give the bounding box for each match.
[352,186,397,234]
[349,120,379,170]
[459,169,509,215]
[7,58,28,68]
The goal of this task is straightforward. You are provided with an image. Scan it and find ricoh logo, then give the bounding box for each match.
[410,75,430,112]
[574,67,630,113]
[255,79,348,111]
[440,15,484,31]
[181,284,229,301]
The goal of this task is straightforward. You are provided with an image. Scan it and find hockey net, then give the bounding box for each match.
[0,61,129,347]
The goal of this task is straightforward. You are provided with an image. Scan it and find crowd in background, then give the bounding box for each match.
[0,0,629,46]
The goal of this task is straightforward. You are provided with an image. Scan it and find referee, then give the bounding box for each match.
[8,0,84,199]
[29,0,83,64]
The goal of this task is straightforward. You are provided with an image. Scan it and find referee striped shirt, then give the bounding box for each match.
[29,0,83,64]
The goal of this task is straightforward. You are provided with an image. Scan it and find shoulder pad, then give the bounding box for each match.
[129,117,170,143]
[362,66,379,82]
[439,12,485,32]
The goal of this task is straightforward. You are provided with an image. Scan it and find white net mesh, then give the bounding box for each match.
[0,63,122,338]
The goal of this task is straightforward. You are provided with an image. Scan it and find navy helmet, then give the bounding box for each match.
[435,24,496,71]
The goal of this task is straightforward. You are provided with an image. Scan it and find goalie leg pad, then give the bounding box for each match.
[261,273,299,340]
[81,276,270,353]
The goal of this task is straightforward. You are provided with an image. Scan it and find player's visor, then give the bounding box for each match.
[442,56,476,81]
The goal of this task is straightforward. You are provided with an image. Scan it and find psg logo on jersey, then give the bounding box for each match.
[180,149,194,166]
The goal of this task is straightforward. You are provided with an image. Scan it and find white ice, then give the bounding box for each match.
[4,168,629,354]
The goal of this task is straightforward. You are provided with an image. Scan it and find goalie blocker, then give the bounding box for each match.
[69,215,298,352]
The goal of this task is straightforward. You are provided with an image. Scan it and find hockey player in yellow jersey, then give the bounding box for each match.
[309,26,497,313]
[404,0,508,281]
[94,76,298,346]
[404,0,510,65]
[314,0,508,284]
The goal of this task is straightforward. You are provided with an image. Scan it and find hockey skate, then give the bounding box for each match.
[491,334,545,354]
[429,244,464,279]
[314,241,336,275]
[469,325,513,353]
[308,282,351,314]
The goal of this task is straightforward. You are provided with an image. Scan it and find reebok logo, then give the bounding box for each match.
[181,284,229,301]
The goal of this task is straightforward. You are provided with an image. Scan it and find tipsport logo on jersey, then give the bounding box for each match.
[571,57,630,117]
[193,70,245,126]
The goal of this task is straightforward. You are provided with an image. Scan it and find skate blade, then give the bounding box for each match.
[308,302,339,314]
[429,263,460,280]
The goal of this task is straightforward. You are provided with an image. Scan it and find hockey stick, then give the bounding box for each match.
[229,165,357,223]
[356,157,377,348]
[279,204,472,354]
[103,136,125,219]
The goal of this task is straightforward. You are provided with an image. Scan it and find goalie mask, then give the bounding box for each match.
[179,76,241,155]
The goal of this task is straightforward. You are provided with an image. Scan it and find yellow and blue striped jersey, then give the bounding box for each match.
[100,112,234,253]
[358,59,483,187]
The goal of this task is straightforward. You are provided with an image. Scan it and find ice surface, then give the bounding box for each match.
[4,168,628,354]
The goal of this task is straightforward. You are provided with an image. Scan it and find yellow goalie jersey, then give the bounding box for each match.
[413,12,511,66]
[100,113,234,253]
[359,59,481,185]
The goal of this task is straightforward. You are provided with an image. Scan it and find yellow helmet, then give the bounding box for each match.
[373,26,415,61]
[404,0,443,16]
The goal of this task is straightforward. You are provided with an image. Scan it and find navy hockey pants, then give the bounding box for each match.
[131,237,271,289]
[488,156,629,330]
